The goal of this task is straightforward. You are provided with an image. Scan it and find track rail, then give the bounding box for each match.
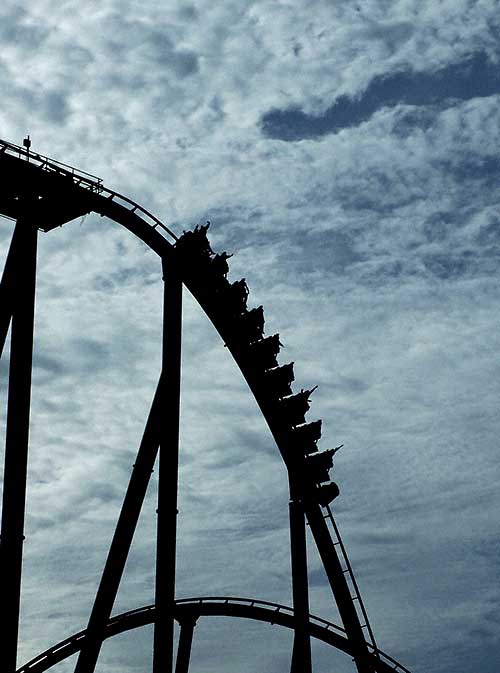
[0,137,177,241]
[16,597,411,673]
[0,146,412,673]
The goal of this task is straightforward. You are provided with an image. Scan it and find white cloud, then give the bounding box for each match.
[1,1,499,672]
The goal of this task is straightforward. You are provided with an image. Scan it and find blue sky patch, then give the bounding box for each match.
[261,52,500,140]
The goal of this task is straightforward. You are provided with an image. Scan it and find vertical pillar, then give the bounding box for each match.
[174,616,196,673]
[0,218,38,673]
[153,257,182,673]
[289,484,312,673]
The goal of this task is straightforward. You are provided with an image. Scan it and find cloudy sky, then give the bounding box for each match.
[1,1,500,672]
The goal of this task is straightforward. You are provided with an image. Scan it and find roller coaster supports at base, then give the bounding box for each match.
[153,259,182,673]
[74,379,166,673]
[0,217,38,673]
[305,503,376,673]
[289,493,312,673]
[174,616,197,673]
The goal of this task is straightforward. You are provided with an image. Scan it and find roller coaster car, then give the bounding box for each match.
[247,333,282,370]
[175,223,213,259]
[305,448,335,483]
[287,419,322,455]
[275,388,314,427]
[210,252,233,278]
[228,278,249,313]
[215,278,249,320]
[258,362,295,399]
[316,482,340,506]
[237,305,265,343]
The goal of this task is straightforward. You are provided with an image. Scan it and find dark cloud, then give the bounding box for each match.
[439,154,500,186]
[360,19,414,54]
[68,337,111,373]
[92,265,156,291]
[6,84,71,125]
[41,91,71,124]
[391,105,439,137]
[260,51,500,140]
[177,5,198,22]
[331,376,370,395]
[0,7,50,47]
[476,213,500,246]
[278,230,364,274]
[423,252,470,280]
[422,210,462,243]
[32,353,64,384]
[150,32,199,77]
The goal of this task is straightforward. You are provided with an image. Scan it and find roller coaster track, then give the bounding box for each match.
[0,137,412,673]
[0,137,177,240]
[16,598,412,673]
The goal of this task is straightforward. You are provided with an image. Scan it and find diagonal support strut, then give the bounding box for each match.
[74,256,183,673]
[305,501,376,673]
[74,374,167,673]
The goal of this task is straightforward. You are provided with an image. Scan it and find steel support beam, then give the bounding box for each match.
[174,616,196,673]
[74,375,167,673]
[289,493,312,673]
[305,501,375,673]
[0,218,38,673]
[0,223,25,361]
[153,258,182,673]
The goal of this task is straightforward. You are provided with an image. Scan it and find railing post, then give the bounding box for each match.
[0,217,38,673]
[153,256,182,673]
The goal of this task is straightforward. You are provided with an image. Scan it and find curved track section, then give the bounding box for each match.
[0,139,408,673]
[16,598,410,673]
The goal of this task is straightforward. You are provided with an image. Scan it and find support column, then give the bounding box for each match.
[289,482,312,673]
[153,258,182,673]
[0,218,38,673]
[74,376,166,673]
[174,616,196,673]
[305,501,375,673]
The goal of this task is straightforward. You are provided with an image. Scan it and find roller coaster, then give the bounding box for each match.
[0,137,412,673]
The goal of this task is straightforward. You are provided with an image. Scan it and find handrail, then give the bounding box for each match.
[0,138,178,242]
[95,186,178,242]
[0,138,103,185]
[175,596,347,634]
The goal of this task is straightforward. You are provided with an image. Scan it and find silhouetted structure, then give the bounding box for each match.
[0,137,412,673]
